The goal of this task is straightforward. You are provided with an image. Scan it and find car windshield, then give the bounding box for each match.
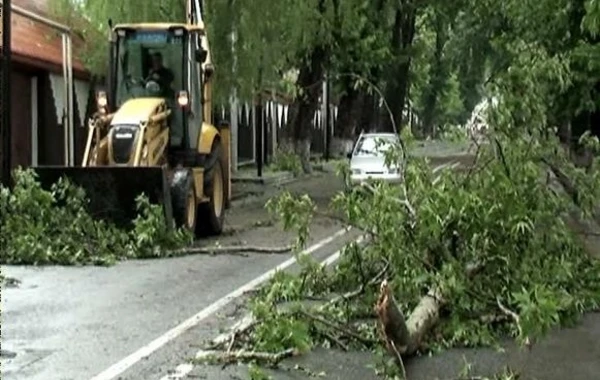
[354,135,398,157]
[115,30,184,107]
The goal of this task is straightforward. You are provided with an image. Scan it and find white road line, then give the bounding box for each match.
[160,233,368,380]
[89,227,351,380]
[432,161,461,185]
[432,161,453,173]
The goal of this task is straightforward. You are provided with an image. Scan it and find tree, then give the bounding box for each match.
[379,0,418,133]
[189,0,600,377]
[329,0,392,155]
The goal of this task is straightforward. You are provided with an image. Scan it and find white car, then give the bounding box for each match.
[347,132,403,186]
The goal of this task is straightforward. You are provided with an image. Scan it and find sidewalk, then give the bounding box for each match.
[230,162,340,204]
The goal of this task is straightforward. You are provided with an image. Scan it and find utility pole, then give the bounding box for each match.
[228,0,239,173]
[255,57,264,178]
[263,102,269,165]
[323,75,331,161]
[1,0,12,186]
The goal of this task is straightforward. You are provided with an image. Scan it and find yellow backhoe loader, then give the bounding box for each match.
[33,0,231,236]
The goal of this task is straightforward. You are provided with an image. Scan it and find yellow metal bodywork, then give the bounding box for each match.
[76,20,232,232]
[192,167,208,202]
[82,98,230,206]
[111,98,165,125]
[198,123,218,154]
[218,125,232,203]
[99,98,172,167]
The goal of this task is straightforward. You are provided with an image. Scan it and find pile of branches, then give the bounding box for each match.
[0,169,297,265]
[194,131,600,377]
[0,169,192,265]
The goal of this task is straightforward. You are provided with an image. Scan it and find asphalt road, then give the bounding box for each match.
[1,170,364,380]
[0,141,476,380]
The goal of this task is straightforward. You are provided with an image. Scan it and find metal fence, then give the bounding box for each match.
[216,91,339,169]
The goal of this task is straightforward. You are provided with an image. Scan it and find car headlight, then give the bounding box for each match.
[351,169,362,175]
[388,168,399,174]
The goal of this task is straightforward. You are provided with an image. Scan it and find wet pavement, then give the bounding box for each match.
[5,140,594,380]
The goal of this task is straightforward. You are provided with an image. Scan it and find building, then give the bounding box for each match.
[2,0,93,171]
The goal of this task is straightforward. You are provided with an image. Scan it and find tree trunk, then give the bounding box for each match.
[360,92,378,132]
[285,46,326,173]
[376,262,484,363]
[375,280,442,357]
[457,44,487,125]
[332,83,363,157]
[381,1,417,133]
[421,13,448,138]
[277,0,328,173]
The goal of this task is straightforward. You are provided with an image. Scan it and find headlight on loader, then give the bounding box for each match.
[177,91,189,107]
[96,91,108,113]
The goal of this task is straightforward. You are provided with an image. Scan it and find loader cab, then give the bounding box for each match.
[108,25,208,151]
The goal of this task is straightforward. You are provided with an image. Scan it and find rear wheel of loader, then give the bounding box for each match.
[171,169,197,233]
[197,143,225,236]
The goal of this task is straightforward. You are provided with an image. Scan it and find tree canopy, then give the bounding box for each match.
[47,0,600,168]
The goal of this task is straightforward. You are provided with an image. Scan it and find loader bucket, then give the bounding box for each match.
[31,166,174,230]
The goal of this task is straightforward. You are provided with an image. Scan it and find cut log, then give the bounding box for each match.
[375,260,486,359]
[375,279,443,357]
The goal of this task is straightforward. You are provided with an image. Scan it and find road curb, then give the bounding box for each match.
[232,171,295,185]
[229,174,310,208]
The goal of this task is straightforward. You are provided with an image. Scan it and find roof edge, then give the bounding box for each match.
[13,53,91,80]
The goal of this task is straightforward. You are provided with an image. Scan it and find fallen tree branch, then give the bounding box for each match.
[194,348,298,365]
[317,330,349,351]
[298,309,376,346]
[496,297,531,349]
[206,261,388,352]
[389,340,407,380]
[171,244,294,256]
[209,313,257,349]
[329,260,390,305]
[360,182,416,220]
[376,282,444,356]
[375,262,485,359]
[541,158,581,206]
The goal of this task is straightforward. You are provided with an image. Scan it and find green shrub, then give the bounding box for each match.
[269,150,303,176]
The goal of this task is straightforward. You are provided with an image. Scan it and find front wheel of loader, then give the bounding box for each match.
[171,169,197,234]
[197,143,225,236]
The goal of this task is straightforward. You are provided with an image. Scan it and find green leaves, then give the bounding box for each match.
[269,151,303,177]
[583,0,600,36]
[251,297,313,353]
[0,168,191,265]
[254,129,600,358]
[265,191,315,248]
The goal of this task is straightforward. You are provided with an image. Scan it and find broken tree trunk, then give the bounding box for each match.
[375,279,442,357]
[375,262,484,358]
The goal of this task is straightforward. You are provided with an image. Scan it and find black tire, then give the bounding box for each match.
[197,142,226,236]
[170,168,197,234]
